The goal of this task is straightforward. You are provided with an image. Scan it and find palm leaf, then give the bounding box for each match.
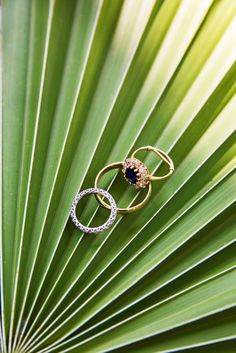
[1,0,236,352]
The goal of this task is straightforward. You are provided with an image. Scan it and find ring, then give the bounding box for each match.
[94,146,174,214]
[70,188,117,233]
[94,162,152,214]
[131,145,174,181]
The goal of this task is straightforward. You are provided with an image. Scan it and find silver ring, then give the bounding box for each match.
[70,188,117,234]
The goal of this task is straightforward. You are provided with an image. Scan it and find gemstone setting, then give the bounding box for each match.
[122,158,150,189]
[70,188,117,234]
[125,167,138,184]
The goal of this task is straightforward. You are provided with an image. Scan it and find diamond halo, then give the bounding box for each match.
[122,158,150,189]
[70,188,117,234]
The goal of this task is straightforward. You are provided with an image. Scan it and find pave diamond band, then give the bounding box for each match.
[70,188,117,234]
[70,147,174,232]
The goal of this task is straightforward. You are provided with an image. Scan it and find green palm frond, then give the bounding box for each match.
[1,0,236,352]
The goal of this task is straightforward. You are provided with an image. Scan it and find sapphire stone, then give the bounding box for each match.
[125,167,138,184]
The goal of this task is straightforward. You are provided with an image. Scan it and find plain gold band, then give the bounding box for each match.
[131,145,174,181]
[94,162,152,214]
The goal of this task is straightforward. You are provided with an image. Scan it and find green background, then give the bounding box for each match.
[1,0,236,352]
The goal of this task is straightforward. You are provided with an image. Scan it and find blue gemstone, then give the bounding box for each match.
[125,167,138,184]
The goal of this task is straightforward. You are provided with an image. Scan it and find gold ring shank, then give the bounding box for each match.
[94,162,152,214]
[131,146,174,181]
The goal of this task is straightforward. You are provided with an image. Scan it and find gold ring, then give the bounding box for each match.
[94,162,152,214]
[131,145,174,181]
[94,146,174,214]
